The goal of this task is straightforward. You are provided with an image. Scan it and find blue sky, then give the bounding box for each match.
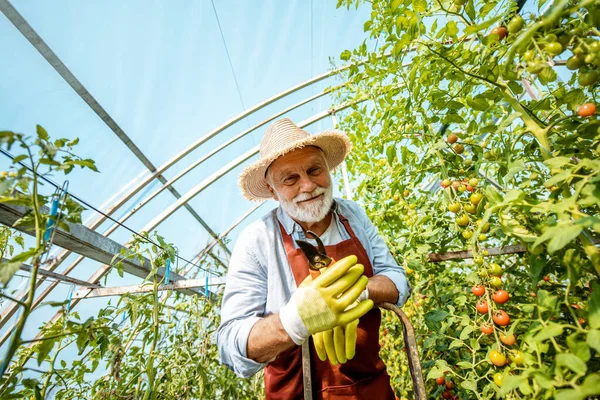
[0,0,373,346]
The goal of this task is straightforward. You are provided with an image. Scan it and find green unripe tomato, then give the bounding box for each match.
[490,276,503,288]
[566,55,585,70]
[523,50,535,62]
[464,203,477,214]
[546,42,563,55]
[557,33,572,47]
[507,15,524,34]
[489,263,503,276]
[585,54,596,64]
[509,350,525,366]
[579,70,599,86]
[591,41,600,54]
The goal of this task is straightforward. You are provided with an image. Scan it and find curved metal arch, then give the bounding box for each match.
[141,98,369,234]
[111,85,344,231]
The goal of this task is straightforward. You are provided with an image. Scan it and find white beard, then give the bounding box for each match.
[279,185,334,223]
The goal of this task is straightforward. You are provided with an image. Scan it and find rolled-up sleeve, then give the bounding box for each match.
[215,229,268,378]
[350,201,411,307]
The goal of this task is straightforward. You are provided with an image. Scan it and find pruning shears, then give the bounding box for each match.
[295,231,334,280]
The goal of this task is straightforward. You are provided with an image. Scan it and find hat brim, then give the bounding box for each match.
[239,130,352,201]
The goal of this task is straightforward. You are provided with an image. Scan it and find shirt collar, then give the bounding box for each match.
[276,199,339,236]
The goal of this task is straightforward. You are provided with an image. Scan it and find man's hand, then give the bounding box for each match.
[279,255,374,345]
[313,318,359,364]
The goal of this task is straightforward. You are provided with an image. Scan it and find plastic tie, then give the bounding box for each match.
[44,198,59,242]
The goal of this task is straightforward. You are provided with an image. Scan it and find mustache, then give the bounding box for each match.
[293,186,327,204]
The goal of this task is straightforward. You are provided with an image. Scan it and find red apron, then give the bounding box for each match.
[264,213,394,400]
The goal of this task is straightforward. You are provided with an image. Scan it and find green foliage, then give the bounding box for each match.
[335,0,599,398]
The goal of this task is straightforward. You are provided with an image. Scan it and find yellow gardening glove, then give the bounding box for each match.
[313,318,359,365]
[313,289,368,364]
[279,255,374,345]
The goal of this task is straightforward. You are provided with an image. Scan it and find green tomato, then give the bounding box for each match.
[507,15,524,34]
[464,203,477,214]
[489,263,503,276]
[462,229,473,239]
[490,276,503,288]
[591,42,600,54]
[566,54,586,70]
[544,33,558,43]
[557,33,572,47]
[579,70,599,86]
[526,61,545,74]
[509,350,525,366]
[546,42,563,55]
[570,27,584,37]
[585,54,596,64]
[523,50,535,62]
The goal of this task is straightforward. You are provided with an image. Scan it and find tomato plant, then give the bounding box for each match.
[0,128,263,399]
[337,0,600,397]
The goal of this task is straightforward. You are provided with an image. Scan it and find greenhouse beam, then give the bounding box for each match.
[72,277,226,299]
[0,202,199,296]
[14,260,102,289]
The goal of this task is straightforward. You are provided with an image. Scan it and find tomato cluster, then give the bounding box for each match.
[492,10,600,87]
[468,259,529,383]
[440,172,490,243]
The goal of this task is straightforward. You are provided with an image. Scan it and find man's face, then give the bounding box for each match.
[266,146,333,223]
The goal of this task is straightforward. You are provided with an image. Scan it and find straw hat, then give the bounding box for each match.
[239,118,352,201]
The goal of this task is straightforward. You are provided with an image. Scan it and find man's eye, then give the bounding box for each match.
[284,176,297,184]
[309,167,322,175]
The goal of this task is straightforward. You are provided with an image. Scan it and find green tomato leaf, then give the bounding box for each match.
[546,224,582,254]
[460,379,477,393]
[587,330,600,353]
[533,321,563,342]
[460,325,474,340]
[589,282,600,329]
[0,260,22,286]
[556,353,587,375]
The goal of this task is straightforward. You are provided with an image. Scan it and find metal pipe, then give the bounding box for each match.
[182,201,266,276]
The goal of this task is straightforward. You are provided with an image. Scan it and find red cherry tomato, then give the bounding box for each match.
[476,300,489,314]
[577,103,596,117]
[490,26,508,40]
[493,310,510,326]
[472,284,485,296]
[481,323,494,335]
[500,333,516,346]
[492,290,510,304]
[436,376,446,385]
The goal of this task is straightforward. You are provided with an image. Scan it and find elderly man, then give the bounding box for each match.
[216,119,410,399]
